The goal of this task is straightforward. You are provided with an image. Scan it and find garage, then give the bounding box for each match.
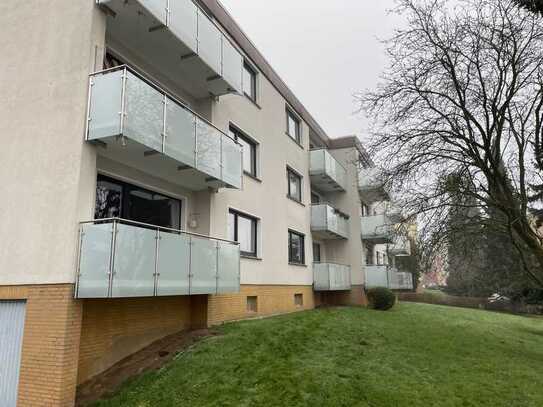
[0,301,26,407]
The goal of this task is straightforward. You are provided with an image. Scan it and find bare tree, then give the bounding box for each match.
[357,0,543,286]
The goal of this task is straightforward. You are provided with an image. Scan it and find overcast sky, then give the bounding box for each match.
[219,0,405,140]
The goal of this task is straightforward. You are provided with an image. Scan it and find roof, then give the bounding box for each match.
[197,0,331,145]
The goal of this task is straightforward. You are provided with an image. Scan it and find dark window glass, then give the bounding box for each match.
[311,192,320,204]
[229,126,257,176]
[229,209,258,257]
[286,109,301,143]
[313,243,321,263]
[95,175,181,229]
[287,168,302,202]
[243,62,257,102]
[289,230,305,264]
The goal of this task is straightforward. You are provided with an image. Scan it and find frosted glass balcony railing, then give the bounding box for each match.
[86,66,242,191]
[313,263,351,291]
[311,204,349,240]
[389,235,411,256]
[365,265,413,290]
[358,167,390,203]
[309,149,347,192]
[75,218,240,299]
[97,0,243,97]
[360,214,394,244]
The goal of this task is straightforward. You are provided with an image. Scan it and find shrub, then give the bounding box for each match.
[367,287,396,311]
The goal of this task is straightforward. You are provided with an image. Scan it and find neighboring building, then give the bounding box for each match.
[0,1,414,405]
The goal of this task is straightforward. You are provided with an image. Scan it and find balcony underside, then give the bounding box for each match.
[389,247,410,256]
[358,186,390,204]
[361,234,394,244]
[311,228,348,240]
[310,171,345,193]
[99,0,242,98]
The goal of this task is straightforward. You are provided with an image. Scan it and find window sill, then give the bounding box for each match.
[289,262,307,267]
[241,255,263,261]
[244,94,262,110]
[285,132,304,150]
[286,195,306,207]
[244,172,262,183]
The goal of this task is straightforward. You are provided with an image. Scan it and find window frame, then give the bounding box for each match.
[229,209,258,258]
[229,124,258,177]
[286,108,302,144]
[287,167,303,203]
[243,61,257,103]
[95,174,182,229]
[313,242,321,263]
[288,229,306,265]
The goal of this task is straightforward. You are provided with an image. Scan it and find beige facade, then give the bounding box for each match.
[0,1,412,405]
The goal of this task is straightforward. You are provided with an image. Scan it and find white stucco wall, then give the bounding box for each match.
[0,1,106,285]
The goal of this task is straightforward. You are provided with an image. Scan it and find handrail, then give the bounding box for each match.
[89,65,241,147]
[81,217,239,245]
[313,261,351,267]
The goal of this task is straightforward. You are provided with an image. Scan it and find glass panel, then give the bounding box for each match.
[165,98,196,168]
[156,231,190,296]
[140,0,168,25]
[112,223,156,297]
[287,112,299,141]
[310,150,325,174]
[223,38,243,94]
[222,136,242,188]
[197,9,221,74]
[169,0,198,53]
[238,136,254,175]
[190,236,218,295]
[313,263,330,291]
[289,232,304,264]
[95,178,123,219]
[228,212,236,242]
[217,242,240,294]
[88,70,123,140]
[124,72,164,153]
[311,205,327,230]
[77,223,113,298]
[288,171,301,201]
[327,206,338,234]
[196,118,221,179]
[313,243,321,262]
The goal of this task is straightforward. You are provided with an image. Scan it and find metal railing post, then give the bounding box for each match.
[74,226,84,298]
[154,229,161,296]
[107,220,118,298]
[119,67,128,139]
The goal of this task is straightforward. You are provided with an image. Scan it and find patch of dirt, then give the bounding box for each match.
[76,328,220,406]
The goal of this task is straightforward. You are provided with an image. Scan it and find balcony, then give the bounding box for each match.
[309,149,347,192]
[86,66,242,191]
[360,214,394,244]
[313,263,351,291]
[358,167,390,203]
[311,204,349,240]
[389,235,411,256]
[365,265,413,290]
[75,218,240,299]
[97,0,243,98]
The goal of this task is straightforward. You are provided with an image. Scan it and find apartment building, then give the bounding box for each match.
[0,1,414,405]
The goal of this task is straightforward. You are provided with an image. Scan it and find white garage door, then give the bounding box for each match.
[0,301,26,407]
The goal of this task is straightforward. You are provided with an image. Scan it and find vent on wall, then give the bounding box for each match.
[294,294,303,307]
[246,296,258,313]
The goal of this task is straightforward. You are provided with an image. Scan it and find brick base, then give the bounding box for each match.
[320,285,368,307]
[0,284,82,407]
[207,285,317,326]
[77,295,207,384]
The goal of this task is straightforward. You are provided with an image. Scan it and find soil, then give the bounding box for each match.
[76,328,220,406]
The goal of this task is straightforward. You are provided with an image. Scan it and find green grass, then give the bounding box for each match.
[93,303,543,407]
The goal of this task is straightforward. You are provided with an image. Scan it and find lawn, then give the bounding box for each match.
[92,303,543,407]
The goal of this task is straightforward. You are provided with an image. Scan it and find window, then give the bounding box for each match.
[286,108,301,143]
[95,175,181,229]
[287,168,302,202]
[229,209,258,257]
[311,192,320,205]
[313,243,321,263]
[246,296,258,313]
[288,230,305,265]
[243,62,257,102]
[294,294,303,307]
[229,125,257,177]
